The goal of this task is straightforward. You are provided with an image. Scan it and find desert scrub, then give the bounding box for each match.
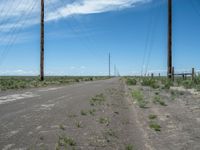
[80,110,88,116]
[141,78,159,89]
[99,117,110,126]
[132,90,147,108]
[90,93,105,106]
[181,80,194,89]
[59,124,65,130]
[125,144,134,150]
[162,79,173,89]
[149,122,161,131]
[153,95,167,106]
[0,76,109,91]
[149,114,157,120]
[56,135,76,149]
[89,109,96,116]
[126,78,137,85]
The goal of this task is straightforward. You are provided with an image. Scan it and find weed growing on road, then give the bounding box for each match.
[56,135,76,150]
[76,121,82,128]
[149,114,157,120]
[80,110,88,116]
[132,90,147,108]
[90,93,106,106]
[153,95,167,106]
[149,122,161,131]
[99,117,110,126]
[89,109,96,116]
[59,124,65,131]
[104,129,118,138]
[125,144,134,150]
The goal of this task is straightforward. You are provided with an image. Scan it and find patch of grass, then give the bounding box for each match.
[181,80,194,89]
[153,95,167,106]
[141,78,159,89]
[59,124,65,131]
[149,122,161,131]
[126,78,137,85]
[99,117,110,126]
[89,109,96,116]
[149,114,157,120]
[56,135,76,149]
[76,121,82,128]
[170,90,177,100]
[80,110,88,116]
[162,79,173,89]
[90,93,106,106]
[104,129,118,138]
[125,144,134,150]
[132,90,147,108]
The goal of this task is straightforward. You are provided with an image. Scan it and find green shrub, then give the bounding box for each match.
[132,90,147,108]
[149,122,161,131]
[141,78,159,89]
[126,78,137,85]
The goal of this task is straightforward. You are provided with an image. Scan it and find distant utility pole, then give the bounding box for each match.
[40,0,44,81]
[168,0,173,79]
[114,65,117,77]
[109,53,111,77]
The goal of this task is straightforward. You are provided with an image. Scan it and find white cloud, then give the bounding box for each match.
[0,0,150,31]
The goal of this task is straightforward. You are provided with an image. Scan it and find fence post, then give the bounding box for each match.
[192,68,195,80]
[151,73,154,78]
[182,74,185,80]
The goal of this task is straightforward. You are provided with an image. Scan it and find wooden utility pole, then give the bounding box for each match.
[40,0,44,81]
[114,64,116,77]
[109,53,111,77]
[168,0,172,79]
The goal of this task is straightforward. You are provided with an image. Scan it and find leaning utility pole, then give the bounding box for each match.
[168,0,172,78]
[40,0,44,81]
[109,53,111,77]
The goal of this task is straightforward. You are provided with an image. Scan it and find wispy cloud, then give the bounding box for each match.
[0,0,150,31]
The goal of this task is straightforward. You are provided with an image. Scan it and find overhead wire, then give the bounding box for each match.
[141,7,155,76]
[0,0,27,27]
[59,0,106,58]
[47,0,108,65]
[0,0,38,65]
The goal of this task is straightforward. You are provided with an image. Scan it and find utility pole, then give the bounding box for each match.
[40,0,44,81]
[168,0,172,79]
[109,53,111,77]
[114,65,116,77]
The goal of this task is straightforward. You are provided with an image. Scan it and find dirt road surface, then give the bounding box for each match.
[0,78,200,150]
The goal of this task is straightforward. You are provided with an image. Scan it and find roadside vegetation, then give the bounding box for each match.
[125,75,200,91]
[0,76,109,91]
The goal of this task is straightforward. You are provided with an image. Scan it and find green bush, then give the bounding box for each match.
[141,78,159,89]
[126,78,137,85]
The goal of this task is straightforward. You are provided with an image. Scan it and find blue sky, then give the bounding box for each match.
[0,0,200,76]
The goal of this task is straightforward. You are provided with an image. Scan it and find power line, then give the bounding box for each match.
[0,0,38,65]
